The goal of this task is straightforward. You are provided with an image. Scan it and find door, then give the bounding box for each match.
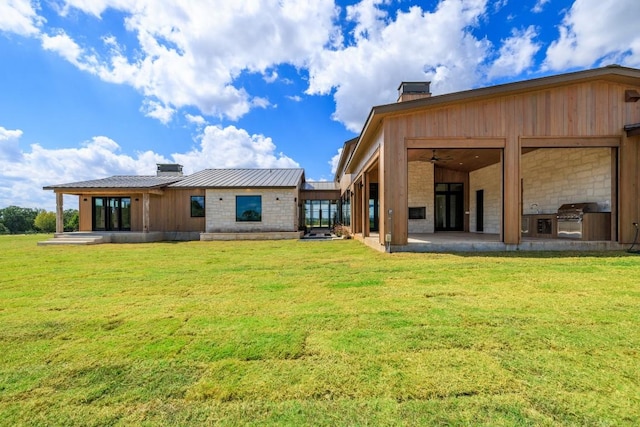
[369,183,379,232]
[476,190,484,232]
[305,200,337,228]
[435,183,464,231]
[93,197,131,231]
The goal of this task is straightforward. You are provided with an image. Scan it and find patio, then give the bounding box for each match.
[361,232,626,253]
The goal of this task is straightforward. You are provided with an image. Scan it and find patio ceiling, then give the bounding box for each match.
[407,148,538,172]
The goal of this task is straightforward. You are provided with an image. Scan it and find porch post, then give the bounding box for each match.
[142,193,150,232]
[503,138,521,245]
[55,192,64,234]
[362,173,369,237]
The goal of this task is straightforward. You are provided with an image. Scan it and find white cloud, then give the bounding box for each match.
[0,126,24,161]
[34,0,340,123]
[141,99,176,124]
[329,147,342,175]
[0,131,167,210]
[544,0,640,70]
[287,95,303,102]
[0,125,298,210]
[306,0,491,132]
[172,125,299,173]
[0,0,43,36]
[531,0,550,13]
[185,114,206,126]
[488,26,541,78]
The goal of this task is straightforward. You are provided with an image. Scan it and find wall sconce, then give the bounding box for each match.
[83,198,88,202]
[625,90,640,102]
[276,197,280,201]
[134,198,139,202]
[219,197,223,201]
[294,197,297,202]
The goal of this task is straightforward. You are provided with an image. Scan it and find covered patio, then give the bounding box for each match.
[361,232,626,253]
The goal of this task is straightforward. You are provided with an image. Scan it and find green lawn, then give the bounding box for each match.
[1,235,639,426]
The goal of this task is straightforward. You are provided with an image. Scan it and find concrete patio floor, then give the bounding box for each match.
[360,232,627,253]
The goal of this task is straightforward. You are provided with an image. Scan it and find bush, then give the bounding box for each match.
[34,211,57,233]
[64,209,79,232]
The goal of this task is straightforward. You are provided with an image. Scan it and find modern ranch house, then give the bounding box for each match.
[44,66,640,251]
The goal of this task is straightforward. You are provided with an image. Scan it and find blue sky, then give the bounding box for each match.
[1,0,639,210]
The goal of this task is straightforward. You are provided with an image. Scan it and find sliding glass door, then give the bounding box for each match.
[93,197,131,231]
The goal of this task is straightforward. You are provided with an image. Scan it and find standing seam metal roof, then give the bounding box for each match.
[43,175,184,189]
[169,168,305,188]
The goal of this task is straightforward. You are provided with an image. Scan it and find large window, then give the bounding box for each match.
[190,196,205,217]
[236,195,262,222]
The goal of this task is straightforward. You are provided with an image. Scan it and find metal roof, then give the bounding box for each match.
[43,175,184,190]
[303,181,339,191]
[170,168,305,188]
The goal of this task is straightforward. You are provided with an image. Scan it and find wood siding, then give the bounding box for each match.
[347,77,640,245]
[76,189,205,233]
[149,189,206,232]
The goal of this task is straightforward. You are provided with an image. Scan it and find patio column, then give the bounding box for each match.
[142,193,150,232]
[503,139,521,245]
[361,173,369,237]
[55,192,64,233]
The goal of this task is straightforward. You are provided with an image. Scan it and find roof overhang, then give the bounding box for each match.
[44,188,166,196]
[624,123,640,137]
[345,65,640,174]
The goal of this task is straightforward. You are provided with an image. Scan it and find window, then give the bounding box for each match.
[409,207,426,220]
[236,195,262,222]
[190,196,205,217]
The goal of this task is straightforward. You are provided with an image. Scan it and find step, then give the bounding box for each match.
[38,235,104,246]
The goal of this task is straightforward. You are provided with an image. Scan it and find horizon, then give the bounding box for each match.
[1,0,639,211]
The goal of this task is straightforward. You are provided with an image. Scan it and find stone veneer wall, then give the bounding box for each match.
[407,161,435,233]
[469,147,612,234]
[521,148,611,214]
[205,188,298,233]
[469,163,502,234]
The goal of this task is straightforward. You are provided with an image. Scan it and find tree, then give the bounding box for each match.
[34,211,57,233]
[0,206,39,234]
[64,209,79,232]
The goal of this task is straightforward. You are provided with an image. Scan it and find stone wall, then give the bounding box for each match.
[521,148,611,214]
[469,147,612,234]
[407,161,435,233]
[469,163,502,234]
[205,188,298,233]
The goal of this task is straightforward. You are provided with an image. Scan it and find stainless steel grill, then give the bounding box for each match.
[557,202,599,239]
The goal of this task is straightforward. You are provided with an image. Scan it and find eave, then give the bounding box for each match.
[624,123,640,137]
[345,65,640,174]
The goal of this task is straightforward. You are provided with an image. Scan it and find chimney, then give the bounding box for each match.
[397,81,431,102]
[157,163,183,176]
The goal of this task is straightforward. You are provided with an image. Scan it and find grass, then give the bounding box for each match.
[1,234,639,425]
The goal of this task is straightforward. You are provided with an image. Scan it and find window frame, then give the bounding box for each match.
[190,195,205,218]
[236,195,262,222]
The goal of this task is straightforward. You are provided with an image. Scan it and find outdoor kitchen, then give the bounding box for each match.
[522,202,612,241]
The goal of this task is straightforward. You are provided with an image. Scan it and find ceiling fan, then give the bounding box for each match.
[424,149,452,163]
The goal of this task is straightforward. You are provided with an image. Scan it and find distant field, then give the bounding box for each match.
[1,234,639,426]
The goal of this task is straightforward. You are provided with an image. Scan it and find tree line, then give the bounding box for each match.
[0,206,79,234]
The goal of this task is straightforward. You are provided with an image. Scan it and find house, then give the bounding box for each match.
[333,65,640,251]
[42,166,340,243]
[43,65,640,251]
